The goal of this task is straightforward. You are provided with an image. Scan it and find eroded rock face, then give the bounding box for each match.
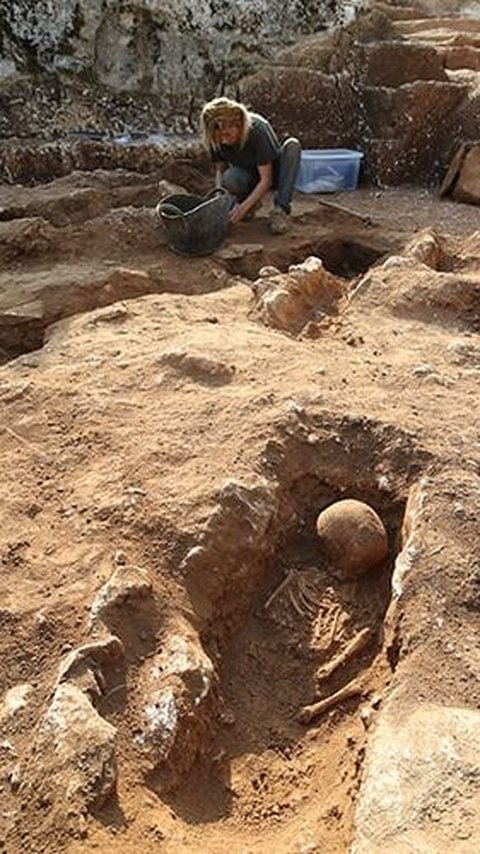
[454,145,480,204]
[0,1,366,112]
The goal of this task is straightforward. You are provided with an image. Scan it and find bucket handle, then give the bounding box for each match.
[157,200,190,238]
[205,187,230,201]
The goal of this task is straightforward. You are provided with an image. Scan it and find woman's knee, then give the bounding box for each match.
[281,137,302,163]
[221,166,253,199]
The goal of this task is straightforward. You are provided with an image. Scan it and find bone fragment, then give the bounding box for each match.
[295,584,318,617]
[298,676,365,724]
[327,605,342,648]
[263,568,296,610]
[316,626,372,685]
[288,586,306,617]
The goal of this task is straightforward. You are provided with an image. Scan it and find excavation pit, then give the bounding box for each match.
[216,235,389,282]
[168,413,429,850]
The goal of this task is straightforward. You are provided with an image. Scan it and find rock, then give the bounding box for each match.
[135,616,217,789]
[0,684,33,721]
[156,349,236,385]
[362,80,468,186]
[251,255,345,334]
[405,229,444,269]
[215,243,265,278]
[411,363,437,378]
[357,41,446,87]
[241,66,358,150]
[56,635,124,700]
[88,565,153,626]
[441,45,480,72]
[0,217,58,265]
[157,180,188,199]
[19,683,117,813]
[447,338,480,367]
[184,478,279,628]
[258,265,281,278]
[453,145,480,205]
[354,702,480,852]
[316,498,388,580]
[240,10,471,187]
[0,1,354,124]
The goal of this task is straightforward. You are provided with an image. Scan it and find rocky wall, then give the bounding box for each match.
[0,0,366,114]
[389,0,480,15]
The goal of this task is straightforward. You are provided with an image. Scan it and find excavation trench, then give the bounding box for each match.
[0,232,391,365]
[157,414,430,850]
[217,234,389,281]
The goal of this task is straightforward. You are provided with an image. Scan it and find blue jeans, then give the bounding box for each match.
[221,137,301,214]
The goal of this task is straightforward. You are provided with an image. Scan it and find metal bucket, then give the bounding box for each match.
[156,188,231,256]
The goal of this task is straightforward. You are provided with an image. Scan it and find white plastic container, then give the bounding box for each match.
[295,149,364,193]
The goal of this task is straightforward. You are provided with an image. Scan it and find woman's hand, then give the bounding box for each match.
[228,163,272,225]
[229,203,246,224]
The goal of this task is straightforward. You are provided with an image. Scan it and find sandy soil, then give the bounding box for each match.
[0,172,479,853]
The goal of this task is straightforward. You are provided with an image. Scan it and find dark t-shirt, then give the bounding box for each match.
[211,114,281,179]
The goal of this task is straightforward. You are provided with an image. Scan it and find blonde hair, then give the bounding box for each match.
[200,97,252,150]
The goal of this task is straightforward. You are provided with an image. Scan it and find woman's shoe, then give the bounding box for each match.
[269,206,290,234]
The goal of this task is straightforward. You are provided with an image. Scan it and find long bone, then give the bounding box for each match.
[298,676,365,724]
[315,626,372,685]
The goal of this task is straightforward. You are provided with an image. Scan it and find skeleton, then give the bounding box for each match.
[298,626,373,724]
[299,627,374,723]
[263,567,376,725]
[264,567,330,620]
[315,626,373,684]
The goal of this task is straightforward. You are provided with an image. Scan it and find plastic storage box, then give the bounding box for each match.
[295,149,363,193]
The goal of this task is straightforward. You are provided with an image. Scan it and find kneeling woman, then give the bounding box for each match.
[200,97,301,234]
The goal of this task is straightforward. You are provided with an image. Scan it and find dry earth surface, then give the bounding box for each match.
[1,2,480,853]
[0,169,479,853]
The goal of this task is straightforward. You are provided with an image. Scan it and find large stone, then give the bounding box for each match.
[453,145,480,205]
[357,41,446,87]
[354,702,480,853]
[241,66,358,149]
[316,498,388,580]
[135,616,217,789]
[184,478,280,627]
[440,45,480,71]
[251,256,346,334]
[19,683,117,813]
[361,80,468,185]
